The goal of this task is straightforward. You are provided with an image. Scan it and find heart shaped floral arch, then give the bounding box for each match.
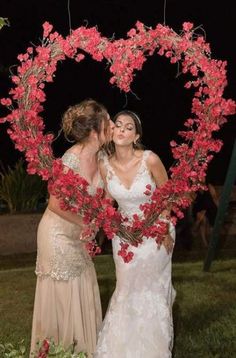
[1,21,235,259]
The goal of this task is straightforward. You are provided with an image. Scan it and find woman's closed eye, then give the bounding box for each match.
[115,121,134,131]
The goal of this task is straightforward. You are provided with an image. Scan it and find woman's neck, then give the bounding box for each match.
[73,141,99,161]
[114,146,135,164]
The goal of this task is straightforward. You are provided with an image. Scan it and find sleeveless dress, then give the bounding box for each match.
[30,152,102,356]
[95,150,176,358]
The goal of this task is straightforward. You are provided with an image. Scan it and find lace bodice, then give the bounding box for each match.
[62,151,104,195]
[103,150,156,219]
[36,151,103,281]
[35,208,94,280]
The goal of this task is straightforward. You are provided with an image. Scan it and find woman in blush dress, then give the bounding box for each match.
[95,110,175,358]
[30,99,113,356]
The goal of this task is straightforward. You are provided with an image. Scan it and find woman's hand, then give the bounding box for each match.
[117,224,143,246]
[162,233,174,254]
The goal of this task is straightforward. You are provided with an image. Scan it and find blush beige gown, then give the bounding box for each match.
[30,152,102,356]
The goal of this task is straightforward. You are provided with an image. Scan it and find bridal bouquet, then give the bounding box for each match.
[48,159,122,253]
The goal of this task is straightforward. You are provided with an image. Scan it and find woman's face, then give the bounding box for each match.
[113,114,139,146]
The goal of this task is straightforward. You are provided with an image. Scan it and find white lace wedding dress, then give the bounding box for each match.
[95,150,176,358]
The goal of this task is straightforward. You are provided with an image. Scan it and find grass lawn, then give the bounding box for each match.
[0,255,235,357]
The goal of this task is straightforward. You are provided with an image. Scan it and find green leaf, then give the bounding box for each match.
[0,17,10,29]
[19,345,26,354]
[0,159,47,213]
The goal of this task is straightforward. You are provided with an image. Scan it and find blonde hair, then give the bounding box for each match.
[62,99,108,143]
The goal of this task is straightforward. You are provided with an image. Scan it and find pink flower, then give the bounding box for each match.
[11,76,20,84]
[75,54,85,62]
[42,21,53,38]
[9,86,25,100]
[183,22,194,32]
[0,98,12,106]
[27,47,33,54]
[28,75,38,85]
[127,28,136,37]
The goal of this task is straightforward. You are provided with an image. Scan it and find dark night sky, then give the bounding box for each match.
[0,0,235,183]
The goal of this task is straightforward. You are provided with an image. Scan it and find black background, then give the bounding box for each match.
[0,0,235,183]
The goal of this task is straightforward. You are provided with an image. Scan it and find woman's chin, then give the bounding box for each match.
[113,140,125,145]
[114,142,133,148]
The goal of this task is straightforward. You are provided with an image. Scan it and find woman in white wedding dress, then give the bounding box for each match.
[95,110,176,358]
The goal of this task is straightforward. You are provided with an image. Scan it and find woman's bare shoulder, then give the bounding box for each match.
[146,151,163,167]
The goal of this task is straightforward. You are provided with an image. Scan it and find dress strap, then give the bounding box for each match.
[61,152,80,173]
[139,150,152,171]
[143,150,152,162]
[135,150,154,183]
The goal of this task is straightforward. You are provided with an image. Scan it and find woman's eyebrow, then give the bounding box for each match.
[116,120,134,127]
[126,123,134,126]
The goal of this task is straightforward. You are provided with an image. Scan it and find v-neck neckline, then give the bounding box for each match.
[67,152,102,189]
[108,151,145,191]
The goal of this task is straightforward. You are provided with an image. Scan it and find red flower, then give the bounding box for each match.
[0,98,12,106]
[38,353,47,358]
[42,339,50,352]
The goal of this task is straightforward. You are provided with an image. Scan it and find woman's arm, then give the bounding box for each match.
[147,151,168,187]
[48,194,85,227]
[147,152,174,254]
[147,151,170,217]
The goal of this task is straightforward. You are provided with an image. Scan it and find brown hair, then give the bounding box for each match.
[62,99,108,143]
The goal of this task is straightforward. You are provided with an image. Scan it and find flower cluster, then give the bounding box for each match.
[48,159,121,242]
[0,21,235,262]
[0,22,122,251]
[35,338,87,357]
[112,22,235,258]
[0,338,87,357]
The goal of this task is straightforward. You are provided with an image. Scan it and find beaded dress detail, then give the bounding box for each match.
[31,152,102,357]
